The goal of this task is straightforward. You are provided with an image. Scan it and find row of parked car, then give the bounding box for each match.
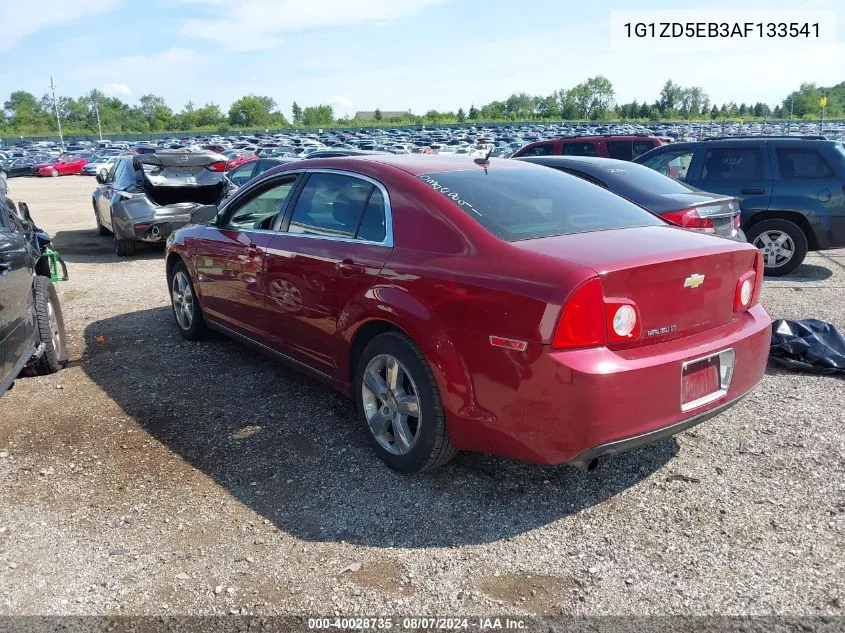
[88,134,845,277]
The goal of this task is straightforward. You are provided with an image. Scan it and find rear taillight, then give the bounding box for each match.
[734,256,762,312]
[733,214,741,231]
[552,279,605,349]
[552,279,641,349]
[206,161,226,172]
[661,207,715,233]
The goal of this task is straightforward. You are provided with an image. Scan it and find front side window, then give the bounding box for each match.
[519,143,555,157]
[639,149,695,180]
[701,148,764,181]
[228,162,257,186]
[289,173,384,240]
[419,166,663,242]
[775,148,834,179]
[226,176,296,230]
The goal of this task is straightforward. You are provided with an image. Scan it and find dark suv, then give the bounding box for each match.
[634,137,845,275]
[0,189,67,395]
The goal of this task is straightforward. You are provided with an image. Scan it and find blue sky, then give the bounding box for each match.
[0,0,842,117]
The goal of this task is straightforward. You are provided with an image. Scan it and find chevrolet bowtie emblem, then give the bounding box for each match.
[684,273,706,289]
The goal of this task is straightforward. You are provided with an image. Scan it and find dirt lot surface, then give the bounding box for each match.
[0,175,843,617]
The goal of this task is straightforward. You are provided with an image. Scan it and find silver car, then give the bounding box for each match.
[92,151,231,256]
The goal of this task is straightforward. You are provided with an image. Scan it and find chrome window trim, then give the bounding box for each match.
[219,168,394,248]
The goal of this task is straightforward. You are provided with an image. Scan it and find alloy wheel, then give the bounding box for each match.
[753,230,795,269]
[46,298,63,354]
[171,271,194,330]
[361,354,422,455]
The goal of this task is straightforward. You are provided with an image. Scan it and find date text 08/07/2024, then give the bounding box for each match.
[307,617,528,630]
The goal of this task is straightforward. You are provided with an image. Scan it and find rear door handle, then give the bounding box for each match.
[336,259,365,276]
[246,243,262,258]
[740,188,765,195]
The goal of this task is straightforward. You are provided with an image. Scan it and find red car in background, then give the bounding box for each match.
[34,155,88,177]
[513,135,665,161]
[165,156,771,473]
[222,149,257,171]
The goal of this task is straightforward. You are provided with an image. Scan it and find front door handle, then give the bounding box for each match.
[336,259,365,276]
[740,188,765,195]
[0,260,11,274]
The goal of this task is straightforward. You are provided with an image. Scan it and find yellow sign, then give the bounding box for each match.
[820,96,828,107]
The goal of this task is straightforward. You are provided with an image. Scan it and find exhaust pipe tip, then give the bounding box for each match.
[586,457,599,472]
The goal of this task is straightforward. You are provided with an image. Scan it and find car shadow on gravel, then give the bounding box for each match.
[764,263,833,282]
[52,228,165,263]
[82,307,676,548]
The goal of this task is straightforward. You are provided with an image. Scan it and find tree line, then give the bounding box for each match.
[1,78,842,138]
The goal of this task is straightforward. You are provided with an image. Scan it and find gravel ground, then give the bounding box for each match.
[0,176,843,617]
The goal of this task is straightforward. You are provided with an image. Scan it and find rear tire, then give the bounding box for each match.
[32,276,67,375]
[112,213,136,256]
[168,260,211,341]
[50,168,59,177]
[354,331,457,472]
[746,218,807,276]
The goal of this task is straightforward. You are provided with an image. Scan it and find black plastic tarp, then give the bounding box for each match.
[770,319,845,375]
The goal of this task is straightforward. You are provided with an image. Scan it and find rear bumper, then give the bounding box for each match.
[445,304,772,465]
[132,215,192,242]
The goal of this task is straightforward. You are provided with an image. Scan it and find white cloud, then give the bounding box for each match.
[0,0,121,52]
[103,83,132,96]
[332,96,353,108]
[178,0,451,51]
[76,49,205,100]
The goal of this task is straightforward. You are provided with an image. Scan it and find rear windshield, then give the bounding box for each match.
[595,163,698,195]
[419,166,663,241]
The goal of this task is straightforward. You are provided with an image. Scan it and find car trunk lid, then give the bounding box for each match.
[652,193,740,239]
[513,225,758,346]
[137,151,227,206]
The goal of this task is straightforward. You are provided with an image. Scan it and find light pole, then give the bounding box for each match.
[50,77,65,151]
[93,98,103,141]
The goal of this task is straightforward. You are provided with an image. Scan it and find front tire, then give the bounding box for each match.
[746,218,808,276]
[354,331,457,472]
[50,168,59,177]
[31,276,68,375]
[168,260,210,340]
[95,200,110,235]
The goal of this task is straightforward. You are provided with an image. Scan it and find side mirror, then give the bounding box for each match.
[190,204,218,225]
[17,201,33,224]
[96,171,106,185]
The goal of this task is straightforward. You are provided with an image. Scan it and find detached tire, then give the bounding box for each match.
[746,218,808,276]
[354,331,457,472]
[32,276,68,375]
[168,260,211,341]
[114,235,136,257]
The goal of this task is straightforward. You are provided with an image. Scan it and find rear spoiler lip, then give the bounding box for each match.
[135,151,227,169]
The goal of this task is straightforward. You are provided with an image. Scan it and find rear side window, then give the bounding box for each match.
[289,172,386,241]
[419,167,663,242]
[228,161,257,186]
[606,141,633,161]
[775,148,835,179]
[518,143,555,157]
[701,148,764,181]
[561,142,599,157]
[633,141,656,158]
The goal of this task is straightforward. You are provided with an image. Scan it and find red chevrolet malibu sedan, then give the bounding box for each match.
[34,155,88,177]
[165,156,771,472]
